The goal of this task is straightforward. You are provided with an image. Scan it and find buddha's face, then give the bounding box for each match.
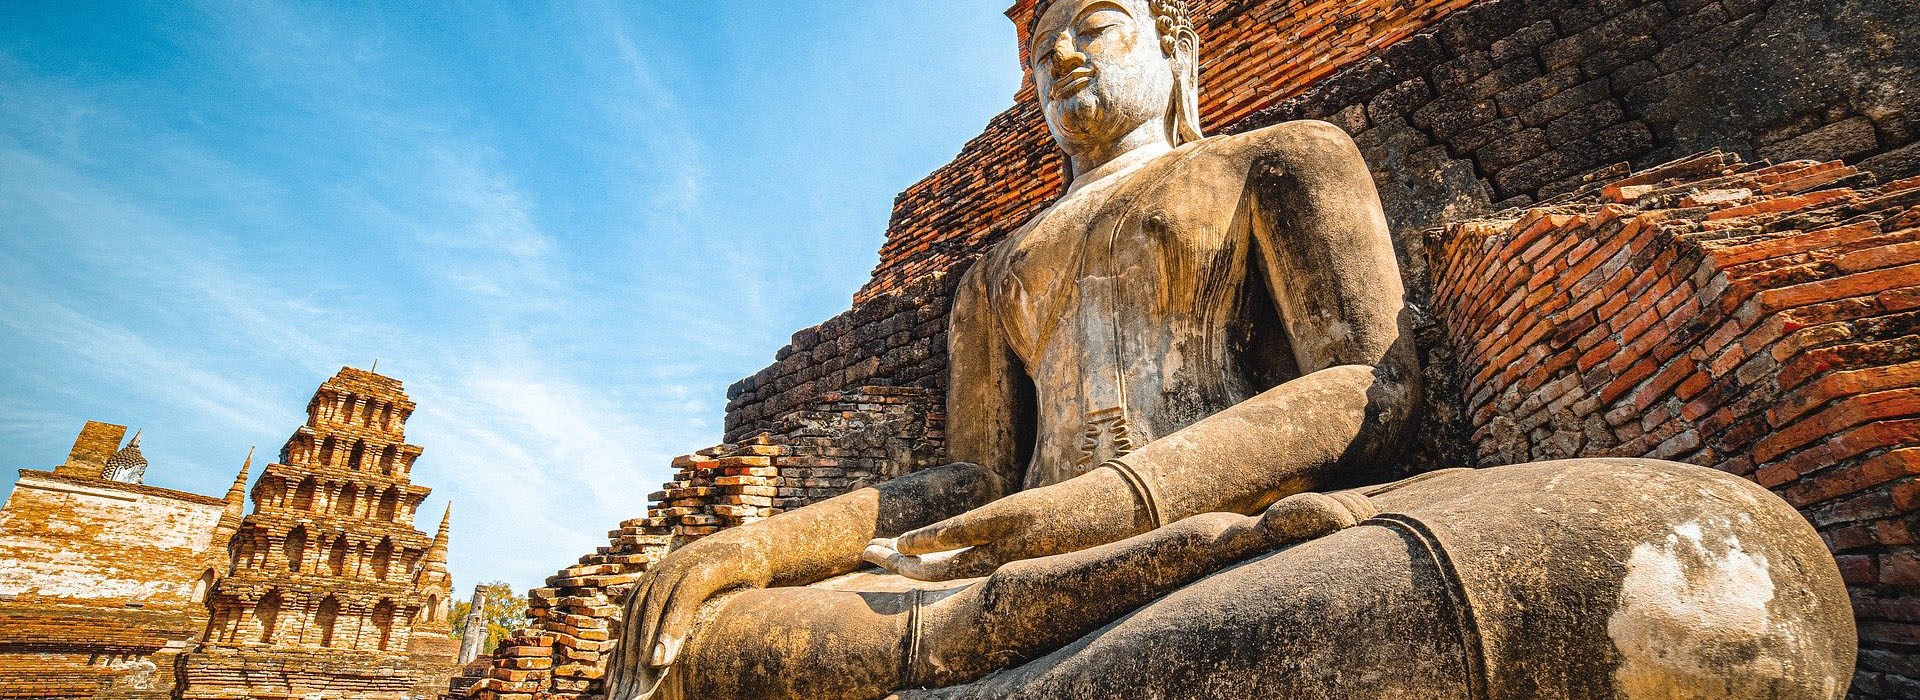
[1031,0,1176,157]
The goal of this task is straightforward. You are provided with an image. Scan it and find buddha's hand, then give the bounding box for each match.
[864,470,1145,581]
[628,528,774,671]
[862,499,1027,581]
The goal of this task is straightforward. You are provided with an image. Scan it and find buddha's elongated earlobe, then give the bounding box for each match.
[1168,28,1203,146]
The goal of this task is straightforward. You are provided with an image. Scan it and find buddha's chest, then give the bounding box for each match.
[990,179,1248,363]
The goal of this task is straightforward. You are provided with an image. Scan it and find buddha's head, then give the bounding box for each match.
[1028,0,1202,160]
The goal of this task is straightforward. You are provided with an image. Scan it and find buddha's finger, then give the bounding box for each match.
[652,574,712,668]
[893,545,994,581]
[631,575,668,669]
[621,577,654,671]
[864,541,941,578]
[895,509,1013,555]
[653,561,729,668]
[613,578,649,674]
[863,539,904,569]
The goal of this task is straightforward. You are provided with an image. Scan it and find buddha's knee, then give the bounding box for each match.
[1358,459,1856,699]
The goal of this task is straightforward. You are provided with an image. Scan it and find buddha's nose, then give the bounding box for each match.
[1050,29,1086,77]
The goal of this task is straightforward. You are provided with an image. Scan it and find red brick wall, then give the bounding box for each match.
[1433,151,1920,696]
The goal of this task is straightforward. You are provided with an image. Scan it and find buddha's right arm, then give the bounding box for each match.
[757,256,1027,584]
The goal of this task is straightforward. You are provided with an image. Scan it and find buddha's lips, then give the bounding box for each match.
[1051,70,1094,100]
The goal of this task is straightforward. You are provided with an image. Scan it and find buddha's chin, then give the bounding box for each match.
[1050,100,1126,148]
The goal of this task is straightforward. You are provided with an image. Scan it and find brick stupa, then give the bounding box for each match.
[177,367,456,700]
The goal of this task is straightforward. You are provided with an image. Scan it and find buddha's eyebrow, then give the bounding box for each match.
[1075,1,1131,25]
[1030,1,1133,59]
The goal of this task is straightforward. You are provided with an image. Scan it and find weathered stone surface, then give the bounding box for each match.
[882,462,1850,699]
[595,2,1855,699]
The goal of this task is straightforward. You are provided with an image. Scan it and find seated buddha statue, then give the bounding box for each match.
[605,1,1857,698]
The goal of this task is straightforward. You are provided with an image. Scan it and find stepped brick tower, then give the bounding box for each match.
[177,367,454,700]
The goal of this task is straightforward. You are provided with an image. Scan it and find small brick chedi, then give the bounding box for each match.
[177,367,457,700]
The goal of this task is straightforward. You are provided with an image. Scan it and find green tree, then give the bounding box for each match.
[449,581,527,654]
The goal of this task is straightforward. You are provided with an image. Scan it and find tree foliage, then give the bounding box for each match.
[449,581,526,654]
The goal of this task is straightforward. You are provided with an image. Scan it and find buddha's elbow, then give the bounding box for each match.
[1311,362,1416,420]
[1368,368,1419,429]
[1312,362,1421,475]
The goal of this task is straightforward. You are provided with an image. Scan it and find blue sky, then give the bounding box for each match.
[0,1,1023,591]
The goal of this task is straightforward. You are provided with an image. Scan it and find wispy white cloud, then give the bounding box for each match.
[0,1,1024,594]
[0,123,687,586]
[0,5,704,590]
[0,283,288,437]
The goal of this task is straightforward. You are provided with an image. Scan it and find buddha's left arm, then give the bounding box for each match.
[1114,119,1420,523]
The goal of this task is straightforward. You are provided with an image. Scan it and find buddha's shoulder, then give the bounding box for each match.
[1187,119,1362,165]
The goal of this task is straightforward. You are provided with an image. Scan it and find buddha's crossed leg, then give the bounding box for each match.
[641,489,1386,700]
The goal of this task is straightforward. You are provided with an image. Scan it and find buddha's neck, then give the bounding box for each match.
[1065,120,1173,195]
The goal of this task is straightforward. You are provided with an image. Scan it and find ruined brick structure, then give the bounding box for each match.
[175,367,457,700]
[464,387,944,700]
[472,0,1920,697]
[0,422,240,699]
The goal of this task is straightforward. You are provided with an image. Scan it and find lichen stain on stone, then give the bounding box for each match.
[1608,519,1795,699]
